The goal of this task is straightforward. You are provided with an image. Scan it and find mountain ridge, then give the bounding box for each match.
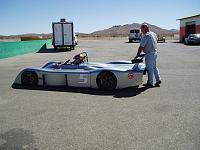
[0,22,178,39]
[90,23,178,37]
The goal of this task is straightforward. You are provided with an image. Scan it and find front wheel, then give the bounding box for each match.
[54,46,58,50]
[21,71,38,86]
[96,71,117,90]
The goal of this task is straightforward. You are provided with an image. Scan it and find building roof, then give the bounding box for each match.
[177,14,200,20]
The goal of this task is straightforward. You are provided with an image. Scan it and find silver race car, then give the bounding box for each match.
[13,52,146,90]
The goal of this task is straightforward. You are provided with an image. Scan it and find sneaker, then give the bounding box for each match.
[155,80,162,86]
[143,82,154,88]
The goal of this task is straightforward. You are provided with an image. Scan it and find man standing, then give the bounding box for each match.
[135,23,161,87]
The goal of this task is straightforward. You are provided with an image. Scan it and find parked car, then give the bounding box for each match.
[157,36,165,43]
[185,34,200,45]
[13,52,146,90]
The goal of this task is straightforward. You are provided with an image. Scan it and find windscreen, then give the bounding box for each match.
[130,30,140,33]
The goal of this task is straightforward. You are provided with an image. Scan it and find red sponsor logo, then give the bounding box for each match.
[128,72,134,80]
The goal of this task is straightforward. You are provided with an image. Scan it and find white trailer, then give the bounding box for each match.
[52,19,75,50]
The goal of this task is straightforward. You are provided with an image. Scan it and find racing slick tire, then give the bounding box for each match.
[96,71,117,90]
[21,71,38,86]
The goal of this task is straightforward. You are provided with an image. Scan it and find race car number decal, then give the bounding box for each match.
[79,74,88,84]
[128,72,134,80]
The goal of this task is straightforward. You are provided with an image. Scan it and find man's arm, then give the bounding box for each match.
[136,35,146,57]
[136,46,144,57]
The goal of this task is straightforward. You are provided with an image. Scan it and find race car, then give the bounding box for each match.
[13,52,146,90]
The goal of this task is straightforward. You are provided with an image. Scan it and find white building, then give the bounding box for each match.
[177,14,200,42]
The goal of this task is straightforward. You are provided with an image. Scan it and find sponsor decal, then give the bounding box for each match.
[128,72,134,80]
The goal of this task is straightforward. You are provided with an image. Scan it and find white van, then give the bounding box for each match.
[128,29,142,42]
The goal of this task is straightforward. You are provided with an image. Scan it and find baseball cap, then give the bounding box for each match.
[141,23,149,28]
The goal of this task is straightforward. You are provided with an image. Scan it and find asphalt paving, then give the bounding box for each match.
[0,39,200,150]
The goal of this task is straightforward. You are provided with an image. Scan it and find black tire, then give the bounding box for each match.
[54,46,58,50]
[133,85,139,89]
[96,71,117,90]
[71,46,75,50]
[21,71,38,86]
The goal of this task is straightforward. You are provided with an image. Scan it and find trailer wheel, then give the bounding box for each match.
[71,46,75,50]
[21,71,38,86]
[96,71,117,90]
[54,46,58,50]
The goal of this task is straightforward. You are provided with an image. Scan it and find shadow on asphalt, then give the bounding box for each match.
[125,41,167,44]
[171,41,200,46]
[12,84,155,98]
[157,41,166,43]
[0,128,38,150]
[171,41,181,43]
[37,48,71,53]
[125,41,140,43]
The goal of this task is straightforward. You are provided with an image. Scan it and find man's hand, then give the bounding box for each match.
[134,55,138,59]
[131,56,138,64]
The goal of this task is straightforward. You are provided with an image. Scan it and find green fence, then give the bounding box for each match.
[0,39,52,59]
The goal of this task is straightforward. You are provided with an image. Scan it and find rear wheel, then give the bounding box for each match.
[96,71,117,90]
[54,46,58,50]
[21,71,38,86]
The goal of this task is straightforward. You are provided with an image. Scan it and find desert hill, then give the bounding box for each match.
[0,22,178,40]
[90,23,178,37]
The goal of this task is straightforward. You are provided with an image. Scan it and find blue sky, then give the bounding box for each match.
[1,0,199,35]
